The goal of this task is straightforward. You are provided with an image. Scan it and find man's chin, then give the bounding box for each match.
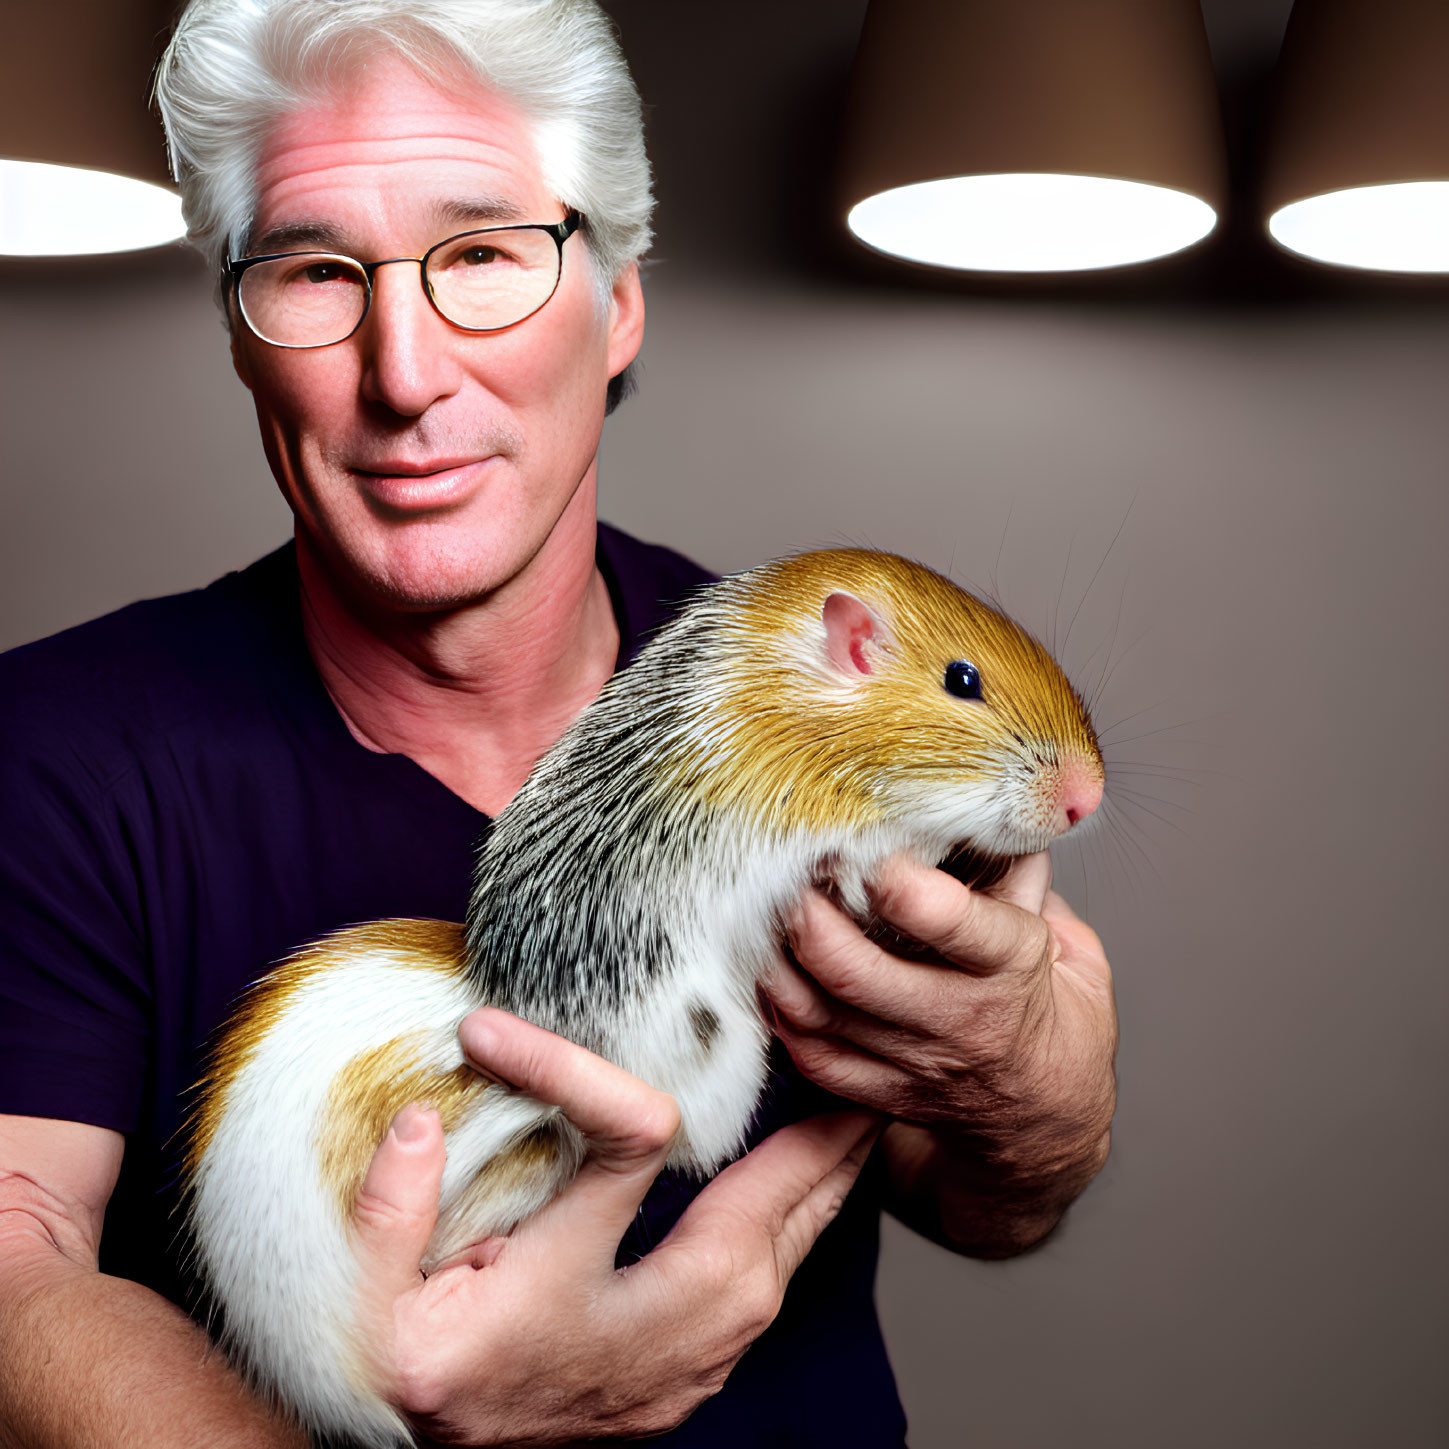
[296,491,589,621]
[300,536,509,618]
[356,567,509,616]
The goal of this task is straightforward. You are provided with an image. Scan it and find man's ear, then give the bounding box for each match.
[605,262,645,379]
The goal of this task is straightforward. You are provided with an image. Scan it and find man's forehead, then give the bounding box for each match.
[249,53,551,251]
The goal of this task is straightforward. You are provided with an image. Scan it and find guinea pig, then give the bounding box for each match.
[183,547,1105,1448]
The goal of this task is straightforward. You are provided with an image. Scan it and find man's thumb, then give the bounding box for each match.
[351,1103,446,1300]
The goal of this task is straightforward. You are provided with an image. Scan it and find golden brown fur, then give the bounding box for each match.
[188,920,470,1182]
[665,550,1101,837]
[317,1033,487,1222]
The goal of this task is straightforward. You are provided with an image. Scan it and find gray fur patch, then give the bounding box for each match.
[688,1001,721,1052]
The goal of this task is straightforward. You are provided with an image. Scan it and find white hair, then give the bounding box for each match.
[153,0,653,301]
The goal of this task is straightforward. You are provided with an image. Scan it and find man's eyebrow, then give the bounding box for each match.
[433,196,530,230]
[242,199,531,259]
[244,220,353,257]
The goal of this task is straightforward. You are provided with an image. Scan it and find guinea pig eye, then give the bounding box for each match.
[943,660,983,700]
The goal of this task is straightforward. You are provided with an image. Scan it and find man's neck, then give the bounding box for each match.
[296,494,620,818]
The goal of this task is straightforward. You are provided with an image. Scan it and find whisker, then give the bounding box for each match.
[1095,810,1151,902]
[1107,817,1151,902]
[1087,608,1151,716]
[1104,791,1164,850]
[1098,720,1216,749]
[1094,697,1177,738]
[1107,789,1194,830]
[1106,773,1200,800]
[1107,823,1164,886]
[1104,761,1212,783]
[1062,491,1137,664]
[989,493,1016,610]
[1051,527,1076,659]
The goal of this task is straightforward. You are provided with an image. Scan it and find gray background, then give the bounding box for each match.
[2,2,1446,1445]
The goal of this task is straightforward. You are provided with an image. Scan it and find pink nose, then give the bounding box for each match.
[1058,768,1104,832]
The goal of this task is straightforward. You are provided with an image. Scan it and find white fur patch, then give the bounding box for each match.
[191,955,559,1449]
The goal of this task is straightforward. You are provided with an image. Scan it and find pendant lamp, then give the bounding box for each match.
[837,0,1228,273]
[0,0,183,257]
[1263,0,1449,274]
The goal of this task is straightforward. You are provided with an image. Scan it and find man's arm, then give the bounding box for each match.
[0,1115,307,1449]
[764,852,1118,1258]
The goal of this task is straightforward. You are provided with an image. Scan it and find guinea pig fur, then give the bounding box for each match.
[183,548,1105,1448]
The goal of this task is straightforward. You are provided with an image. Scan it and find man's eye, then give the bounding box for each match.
[458,245,504,266]
[296,261,350,285]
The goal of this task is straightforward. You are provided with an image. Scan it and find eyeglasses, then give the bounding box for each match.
[226,211,584,349]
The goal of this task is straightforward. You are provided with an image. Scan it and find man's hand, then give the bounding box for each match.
[762,852,1117,1257]
[351,1008,883,1446]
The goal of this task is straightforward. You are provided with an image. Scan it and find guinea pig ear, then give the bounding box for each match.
[821,592,892,679]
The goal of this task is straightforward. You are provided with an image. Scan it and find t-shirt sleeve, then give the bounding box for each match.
[0,667,153,1133]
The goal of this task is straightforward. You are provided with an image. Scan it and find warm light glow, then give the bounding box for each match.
[847,172,1217,272]
[1268,181,1449,273]
[0,159,185,256]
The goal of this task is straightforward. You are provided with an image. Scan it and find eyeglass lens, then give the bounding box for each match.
[237,226,566,347]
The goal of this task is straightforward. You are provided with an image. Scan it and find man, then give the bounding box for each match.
[0,1,1116,1444]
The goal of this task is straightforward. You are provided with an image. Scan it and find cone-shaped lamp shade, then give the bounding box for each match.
[837,0,1227,273]
[0,0,183,257]
[1263,0,1449,273]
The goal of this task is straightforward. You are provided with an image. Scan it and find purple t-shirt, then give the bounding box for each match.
[0,522,906,1446]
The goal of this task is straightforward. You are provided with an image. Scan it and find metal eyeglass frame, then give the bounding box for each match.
[224,210,585,349]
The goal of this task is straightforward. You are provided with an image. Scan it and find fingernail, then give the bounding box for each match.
[762,965,809,1026]
[391,1104,430,1143]
[785,893,815,935]
[463,1011,499,1057]
[459,1012,514,1087]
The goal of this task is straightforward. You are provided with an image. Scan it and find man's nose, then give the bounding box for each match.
[357,259,463,417]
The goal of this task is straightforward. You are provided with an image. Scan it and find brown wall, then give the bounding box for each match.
[2,3,1446,1445]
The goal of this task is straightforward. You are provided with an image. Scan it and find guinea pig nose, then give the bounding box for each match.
[1058,768,1105,831]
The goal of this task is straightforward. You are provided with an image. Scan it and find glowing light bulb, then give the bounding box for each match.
[846,173,1217,273]
[1268,181,1449,274]
[0,159,185,257]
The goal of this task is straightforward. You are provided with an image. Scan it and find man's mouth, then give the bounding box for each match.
[351,457,496,513]
[356,456,481,477]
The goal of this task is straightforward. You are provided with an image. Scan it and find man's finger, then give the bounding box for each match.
[984,851,1052,914]
[352,1103,446,1303]
[459,1007,681,1257]
[764,949,926,1056]
[784,891,955,1025]
[1041,890,1115,997]
[459,1008,681,1157]
[765,944,875,1036]
[1040,887,1078,923]
[865,856,1053,978]
[769,1012,909,1108]
[782,876,1044,1036]
[661,1110,884,1287]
